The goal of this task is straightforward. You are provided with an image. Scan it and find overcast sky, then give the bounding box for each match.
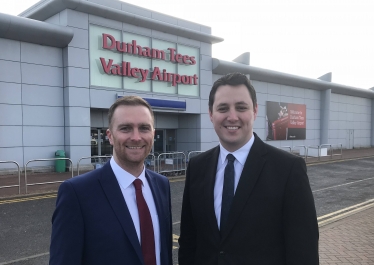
[2,0,374,90]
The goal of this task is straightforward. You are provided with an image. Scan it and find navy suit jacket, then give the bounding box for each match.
[179,133,319,264]
[50,161,172,265]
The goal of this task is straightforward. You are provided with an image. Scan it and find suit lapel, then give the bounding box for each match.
[221,135,267,240]
[203,146,221,241]
[98,162,143,263]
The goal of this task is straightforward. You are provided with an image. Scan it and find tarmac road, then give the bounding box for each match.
[0,156,373,265]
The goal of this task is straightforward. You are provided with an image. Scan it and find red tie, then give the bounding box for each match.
[133,179,156,265]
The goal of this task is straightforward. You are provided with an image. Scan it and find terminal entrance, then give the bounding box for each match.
[153,129,176,154]
[91,128,112,156]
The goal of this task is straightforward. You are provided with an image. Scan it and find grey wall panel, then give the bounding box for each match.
[22,84,63,106]
[90,89,118,108]
[24,146,65,167]
[0,60,21,83]
[177,36,200,47]
[89,0,122,10]
[200,25,211,34]
[199,114,212,129]
[0,82,21,104]
[200,84,211,100]
[64,87,90,107]
[200,42,212,57]
[293,87,305,99]
[21,43,63,67]
[177,129,197,143]
[178,114,199,129]
[151,30,178,43]
[68,27,89,49]
[23,126,64,146]
[23,106,64,126]
[177,19,201,32]
[292,97,305,104]
[64,126,90,145]
[200,69,212,86]
[0,147,23,169]
[44,13,60,25]
[280,85,293,96]
[0,105,22,125]
[0,38,20,61]
[151,12,178,25]
[185,98,201,113]
[256,105,266,118]
[155,113,178,128]
[66,47,89,68]
[121,2,152,18]
[199,99,208,114]
[0,126,22,147]
[177,142,198,152]
[200,55,212,71]
[66,9,89,30]
[65,67,89,88]
[21,64,63,87]
[89,14,122,30]
[66,145,91,167]
[64,107,90,127]
[122,22,152,36]
[252,80,267,94]
[267,83,281,95]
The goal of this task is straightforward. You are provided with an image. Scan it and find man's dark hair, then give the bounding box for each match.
[108,96,154,129]
[208,72,257,112]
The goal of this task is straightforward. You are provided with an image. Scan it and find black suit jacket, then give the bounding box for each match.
[178,133,319,264]
[50,161,173,265]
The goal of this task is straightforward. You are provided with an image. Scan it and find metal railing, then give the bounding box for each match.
[320,143,343,160]
[157,152,186,176]
[25,158,73,194]
[292,145,307,160]
[77,155,112,175]
[145,153,156,172]
[187,151,204,163]
[0,161,21,194]
[280,146,292,152]
[306,145,320,161]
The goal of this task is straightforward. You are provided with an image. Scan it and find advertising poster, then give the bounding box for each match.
[266,101,306,140]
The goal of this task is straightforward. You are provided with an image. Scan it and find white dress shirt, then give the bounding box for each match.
[214,134,255,229]
[110,158,160,265]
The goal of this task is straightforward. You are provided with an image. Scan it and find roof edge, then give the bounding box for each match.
[212,58,374,99]
[0,12,73,48]
[20,0,224,44]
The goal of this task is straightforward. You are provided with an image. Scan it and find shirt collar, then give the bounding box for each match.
[110,157,146,189]
[219,133,255,166]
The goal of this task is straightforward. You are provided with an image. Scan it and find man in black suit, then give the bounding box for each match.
[178,73,319,264]
[50,96,172,265]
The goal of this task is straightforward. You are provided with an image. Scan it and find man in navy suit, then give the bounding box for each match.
[178,73,319,264]
[50,96,172,265]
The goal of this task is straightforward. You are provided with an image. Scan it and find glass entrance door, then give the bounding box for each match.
[153,129,176,154]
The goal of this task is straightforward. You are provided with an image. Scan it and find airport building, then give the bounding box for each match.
[0,0,373,171]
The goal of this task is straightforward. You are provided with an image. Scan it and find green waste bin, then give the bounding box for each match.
[55,150,66,173]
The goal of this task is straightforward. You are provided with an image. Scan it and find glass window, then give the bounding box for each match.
[177,45,200,97]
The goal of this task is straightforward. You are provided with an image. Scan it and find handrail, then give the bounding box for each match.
[331,143,343,158]
[293,145,307,160]
[280,146,292,152]
[157,152,186,174]
[77,155,112,175]
[306,145,320,162]
[25,158,73,194]
[320,144,333,160]
[0,161,21,194]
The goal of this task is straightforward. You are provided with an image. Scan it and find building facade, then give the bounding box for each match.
[0,0,373,171]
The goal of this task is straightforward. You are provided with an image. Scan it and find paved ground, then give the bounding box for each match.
[1,147,374,264]
[319,205,374,264]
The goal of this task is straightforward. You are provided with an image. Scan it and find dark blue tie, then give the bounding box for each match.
[220,154,235,233]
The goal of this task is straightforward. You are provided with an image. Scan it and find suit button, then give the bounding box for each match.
[219,251,225,255]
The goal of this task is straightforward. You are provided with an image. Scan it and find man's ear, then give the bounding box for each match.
[209,109,213,122]
[106,129,113,145]
[253,104,258,120]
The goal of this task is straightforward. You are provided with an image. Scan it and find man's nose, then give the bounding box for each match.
[227,109,239,120]
[131,129,142,140]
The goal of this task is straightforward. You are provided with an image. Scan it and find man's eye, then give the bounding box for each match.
[217,107,228,112]
[140,126,151,131]
[236,106,248,111]
[120,127,131,132]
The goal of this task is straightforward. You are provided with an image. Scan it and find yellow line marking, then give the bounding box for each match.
[318,199,374,227]
[0,194,57,205]
[307,155,374,166]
